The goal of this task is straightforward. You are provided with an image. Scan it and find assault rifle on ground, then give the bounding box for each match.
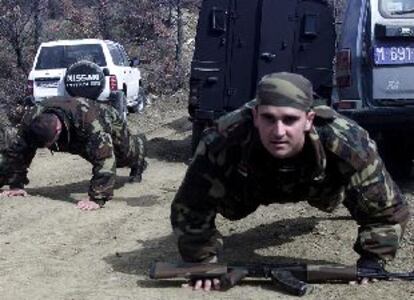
[149,261,414,296]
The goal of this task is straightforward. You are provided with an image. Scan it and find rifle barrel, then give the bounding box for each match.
[360,270,414,281]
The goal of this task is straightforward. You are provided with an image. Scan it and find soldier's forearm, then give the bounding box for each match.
[355,200,409,261]
[348,161,410,260]
[89,197,107,207]
[88,184,113,203]
[8,171,29,189]
[171,197,222,262]
[89,175,114,204]
[175,228,223,262]
[89,155,116,200]
[9,182,25,189]
[356,225,403,261]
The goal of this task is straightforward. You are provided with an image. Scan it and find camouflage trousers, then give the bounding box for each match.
[111,122,147,171]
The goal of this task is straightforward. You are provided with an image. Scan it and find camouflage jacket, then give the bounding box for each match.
[171,104,410,262]
[2,97,125,202]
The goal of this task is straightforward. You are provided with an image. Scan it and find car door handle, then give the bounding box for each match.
[206,76,218,84]
[260,52,276,61]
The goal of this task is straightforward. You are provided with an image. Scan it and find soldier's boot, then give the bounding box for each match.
[128,134,147,183]
[129,159,147,183]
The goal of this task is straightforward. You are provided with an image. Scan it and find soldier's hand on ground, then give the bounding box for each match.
[349,256,382,285]
[349,277,379,285]
[128,173,142,183]
[182,278,221,291]
[0,188,28,197]
[76,197,101,211]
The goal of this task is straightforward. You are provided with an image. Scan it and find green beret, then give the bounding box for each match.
[256,72,314,111]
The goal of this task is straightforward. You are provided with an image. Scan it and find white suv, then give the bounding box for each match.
[27,39,146,118]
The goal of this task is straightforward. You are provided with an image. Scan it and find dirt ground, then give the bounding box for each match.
[1,95,414,300]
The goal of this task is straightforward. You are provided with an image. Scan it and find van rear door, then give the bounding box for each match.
[293,0,336,98]
[189,0,229,121]
[223,0,261,111]
[256,0,298,80]
[371,0,414,104]
[256,0,335,98]
[190,0,264,117]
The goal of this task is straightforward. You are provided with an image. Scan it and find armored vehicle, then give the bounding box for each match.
[188,0,336,150]
[333,0,414,177]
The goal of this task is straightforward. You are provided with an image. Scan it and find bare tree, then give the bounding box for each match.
[0,1,36,74]
[33,0,48,47]
[97,0,112,40]
[172,0,184,63]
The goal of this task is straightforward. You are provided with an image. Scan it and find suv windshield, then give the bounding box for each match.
[380,0,414,18]
[35,44,107,70]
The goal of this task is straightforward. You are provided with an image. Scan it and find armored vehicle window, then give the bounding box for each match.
[380,0,414,18]
[35,44,106,69]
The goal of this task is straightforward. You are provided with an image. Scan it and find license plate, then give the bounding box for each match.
[374,45,414,65]
[37,80,59,88]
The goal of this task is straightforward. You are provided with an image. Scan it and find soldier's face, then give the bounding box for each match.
[44,119,63,148]
[253,105,315,159]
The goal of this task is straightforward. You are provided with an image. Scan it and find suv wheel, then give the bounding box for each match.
[129,88,147,114]
[64,60,105,100]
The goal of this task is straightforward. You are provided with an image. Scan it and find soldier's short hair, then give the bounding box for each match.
[256,72,314,111]
[28,113,60,147]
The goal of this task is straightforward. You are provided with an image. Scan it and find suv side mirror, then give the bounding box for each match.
[210,7,226,34]
[130,57,140,67]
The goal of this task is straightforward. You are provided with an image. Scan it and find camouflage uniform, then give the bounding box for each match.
[0,125,19,187]
[171,104,409,263]
[1,97,147,205]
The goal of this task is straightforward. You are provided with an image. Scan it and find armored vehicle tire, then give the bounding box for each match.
[110,91,128,123]
[64,60,105,100]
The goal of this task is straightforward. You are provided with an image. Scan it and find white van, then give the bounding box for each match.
[333,0,414,177]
